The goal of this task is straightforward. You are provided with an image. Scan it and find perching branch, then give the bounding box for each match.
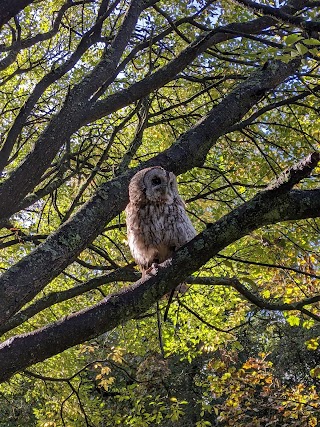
[0,153,318,382]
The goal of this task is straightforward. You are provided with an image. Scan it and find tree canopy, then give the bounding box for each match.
[0,0,319,425]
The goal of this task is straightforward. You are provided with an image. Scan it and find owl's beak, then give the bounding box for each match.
[159,185,168,195]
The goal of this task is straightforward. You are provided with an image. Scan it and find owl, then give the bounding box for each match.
[125,166,196,278]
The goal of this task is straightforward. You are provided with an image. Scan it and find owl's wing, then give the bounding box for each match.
[173,205,197,248]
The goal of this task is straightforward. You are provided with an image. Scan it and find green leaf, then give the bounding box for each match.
[303,38,320,46]
[284,34,304,45]
[295,43,309,56]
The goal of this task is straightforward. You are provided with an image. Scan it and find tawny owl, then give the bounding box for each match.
[125,166,196,278]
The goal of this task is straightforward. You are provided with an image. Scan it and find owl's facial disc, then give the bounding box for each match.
[144,169,174,203]
[151,178,170,202]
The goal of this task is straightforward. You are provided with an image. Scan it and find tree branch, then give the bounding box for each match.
[0,153,319,382]
[0,0,34,30]
[266,151,320,192]
[233,0,320,31]
[0,271,239,336]
[231,278,320,322]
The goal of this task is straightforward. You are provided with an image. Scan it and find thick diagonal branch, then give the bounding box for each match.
[0,0,34,30]
[0,182,319,382]
[266,151,320,192]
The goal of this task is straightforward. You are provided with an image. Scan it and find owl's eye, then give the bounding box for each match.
[151,177,161,186]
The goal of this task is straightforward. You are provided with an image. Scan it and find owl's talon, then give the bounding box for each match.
[145,262,159,276]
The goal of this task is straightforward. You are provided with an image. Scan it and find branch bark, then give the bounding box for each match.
[234,0,320,31]
[0,0,34,30]
[0,59,301,325]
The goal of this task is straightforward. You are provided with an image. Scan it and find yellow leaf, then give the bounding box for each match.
[310,366,320,378]
[305,338,319,351]
[262,290,270,299]
[309,416,318,426]
[287,315,300,326]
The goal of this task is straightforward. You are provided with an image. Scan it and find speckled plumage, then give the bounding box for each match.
[125,166,196,275]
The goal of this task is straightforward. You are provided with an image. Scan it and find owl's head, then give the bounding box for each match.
[129,166,178,205]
